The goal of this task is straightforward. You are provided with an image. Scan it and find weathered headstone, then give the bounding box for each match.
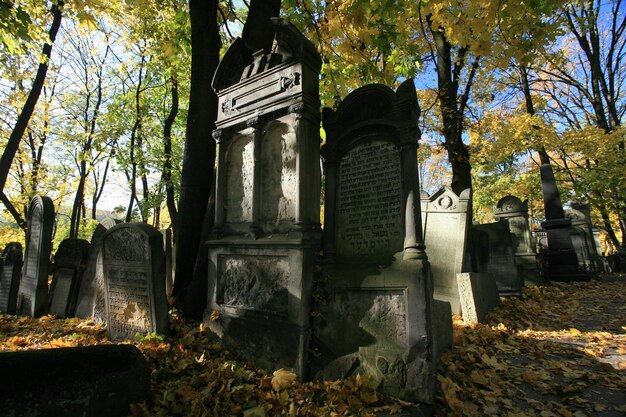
[456,272,500,323]
[0,243,23,314]
[494,196,540,285]
[48,239,90,318]
[314,80,450,405]
[102,223,168,341]
[204,19,322,378]
[539,163,588,281]
[16,196,55,317]
[420,186,472,314]
[74,219,119,321]
[567,203,603,273]
[471,220,523,296]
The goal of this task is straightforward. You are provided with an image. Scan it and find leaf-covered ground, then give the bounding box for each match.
[0,277,624,416]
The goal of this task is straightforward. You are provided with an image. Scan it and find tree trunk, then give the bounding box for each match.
[0,3,62,196]
[175,0,281,318]
[430,25,473,195]
[174,0,221,298]
[162,76,179,236]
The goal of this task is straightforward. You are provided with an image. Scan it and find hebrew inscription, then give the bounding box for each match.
[104,228,153,340]
[337,140,403,257]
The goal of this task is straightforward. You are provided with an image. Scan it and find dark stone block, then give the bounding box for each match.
[0,344,150,417]
[0,243,23,314]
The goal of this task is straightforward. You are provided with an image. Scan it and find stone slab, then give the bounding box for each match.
[48,239,90,318]
[17,196,54,317]
[102,223,168,341]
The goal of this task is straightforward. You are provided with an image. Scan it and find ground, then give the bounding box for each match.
[0,276,624,416]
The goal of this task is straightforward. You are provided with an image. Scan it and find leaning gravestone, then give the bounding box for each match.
[74,218,120,321]
[204,19,322,378]
[48,239,90,318]
[471,220,523,296]
[0,243,23,314]
[314,80,451,405]
[16,196,55,317]
[494,196,540,285]
[102,223,168,341]
[420,186,472,314]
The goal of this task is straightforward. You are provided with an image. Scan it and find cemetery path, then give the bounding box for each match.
[0,277,624,417]
[437,277,626,417]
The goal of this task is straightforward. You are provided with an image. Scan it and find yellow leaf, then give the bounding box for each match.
[210,310,221,321]
[271,368,297,391]
[470,370,489,385]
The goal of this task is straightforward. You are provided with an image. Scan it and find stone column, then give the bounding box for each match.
[539,163,588,281]
[212,129,227,235]
[249,117,262,238]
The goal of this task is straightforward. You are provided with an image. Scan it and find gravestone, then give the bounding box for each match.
[420,186,472,314]
[74,219,119,321]
[456,272,500,323]
[314,80,450,405]
[204,19,322,378]
[16,196,55,317]
[471,220,523,296]
[48,239,90,318]
[494,196,540,285]
[102,223,168,341]
[538,163,588,281]
[567,203,603,273]
[0,243,23,314]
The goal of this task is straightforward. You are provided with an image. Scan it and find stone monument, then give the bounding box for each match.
[470,220,523,296]
[567,203,603,273]
[456,272,500,324]
[420,186,472,314]
[494,196,539,284]
[16,196,55,317]
[538,163,588,281]
[102,223,168,341]
[313,80,450,405]
[204,19,322,378]
[48,239,90,318]
[0,243,23,314]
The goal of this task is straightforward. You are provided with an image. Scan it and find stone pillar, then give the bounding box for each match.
[539,163,588,281]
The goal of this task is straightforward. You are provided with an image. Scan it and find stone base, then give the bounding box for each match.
[205,236,318,378]
[545,248,590,282]
[456,272,500,323]
[311,257,448,404]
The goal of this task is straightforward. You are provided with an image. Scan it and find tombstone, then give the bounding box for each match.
[592,228,611,272]
[16,196,55,317]
[494,196,540,285]
[204,19,322,378]
[456,272,500,323]
[538,163,588,281]
[313,80,450,405]
[74,219,119,321]
[470,220,523,297]
[0,243,23,314]
[567,203,604,273]
[420,187,472,314]
[102,223,168,341]
[48,239,90,318]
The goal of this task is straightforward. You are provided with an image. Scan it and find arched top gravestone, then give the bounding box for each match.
[102,223,168,341]
[494,195,528,217]
[17,196,55,317]
[321,79,425,263]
